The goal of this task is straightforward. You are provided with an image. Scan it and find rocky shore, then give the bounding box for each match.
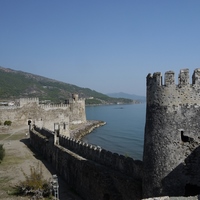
[70,120,106,140]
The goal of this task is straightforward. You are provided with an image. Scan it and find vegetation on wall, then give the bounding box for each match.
[0,66,135,105]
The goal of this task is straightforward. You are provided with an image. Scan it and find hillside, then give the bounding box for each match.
[0,66,134,105]
[107,92,146,103]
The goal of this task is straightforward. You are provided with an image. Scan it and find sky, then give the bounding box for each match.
[1,1,200,96]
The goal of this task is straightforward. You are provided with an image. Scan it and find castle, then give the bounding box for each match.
[9,69,200,199]
[0,94,86,137]
[143,68,200,198]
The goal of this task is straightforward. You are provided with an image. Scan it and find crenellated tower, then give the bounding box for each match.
[0,94,86,131]
[19,97,39,107]
[143,68,200,198]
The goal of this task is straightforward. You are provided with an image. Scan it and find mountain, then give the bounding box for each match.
[107,92,146,102]
[0,66,134,105]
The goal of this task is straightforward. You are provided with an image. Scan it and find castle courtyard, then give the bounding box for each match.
[0,125,83,200]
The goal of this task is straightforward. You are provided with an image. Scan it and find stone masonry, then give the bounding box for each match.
[143,68,200,198]
[4,69,200,199]
[29,125,143,200]
[0,94,86,137]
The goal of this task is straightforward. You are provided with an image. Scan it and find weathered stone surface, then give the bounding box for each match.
[143,196,199,200]
[142,197,170,200]
[143,68,200,198]
[30,126,143,200]
[0,95,86,137]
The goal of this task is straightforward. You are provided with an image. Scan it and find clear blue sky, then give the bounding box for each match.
[1,1,200,96]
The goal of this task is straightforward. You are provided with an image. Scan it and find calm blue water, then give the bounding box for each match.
[82,104,146,160]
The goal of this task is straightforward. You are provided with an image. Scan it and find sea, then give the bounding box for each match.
[82,103,146,161]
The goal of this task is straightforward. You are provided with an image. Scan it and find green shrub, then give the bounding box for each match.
[0,144,5,163]
[85,98,102,105]
[4,120,12,126]
[11,163,52,198]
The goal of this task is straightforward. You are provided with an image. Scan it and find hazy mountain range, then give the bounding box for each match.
[107,92,146,102]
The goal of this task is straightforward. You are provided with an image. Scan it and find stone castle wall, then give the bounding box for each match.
[146,69,200,108]
[40,104,69,109]
[143,68,200,198]
[29,126,143,200]
[15,69,200,199]
[0,95,86,132]
[19,97,39,107]
[59,135,143,179]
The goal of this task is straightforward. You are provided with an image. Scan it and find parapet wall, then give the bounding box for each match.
[147,68,200,107]
[0,106,19,110]
[33,126,54,139]
[40,103,69,110]
[29,126,143,200]
[20,98,39,107]
[59,135,142,179]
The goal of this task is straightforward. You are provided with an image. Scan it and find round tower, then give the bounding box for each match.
[143,68,200,198]
[72,93,78,101]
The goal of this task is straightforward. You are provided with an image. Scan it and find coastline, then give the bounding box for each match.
[70,120,106,140]
[85,101,144,107]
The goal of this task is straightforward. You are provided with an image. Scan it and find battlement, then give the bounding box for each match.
[144,67,200,198]
[19,97,39,107]
[69,98,85,104]
[147,72,162,87]
[30,126,142,180]
[192,68,200,85]
[147,68,200,87]
[0,96,86,128]
[59,135,142,179]
[147,68,200,107]
[40,103,69,110]
[29,126,143,200]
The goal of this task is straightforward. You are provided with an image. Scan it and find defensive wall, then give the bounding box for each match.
[19,97,39,107]
[0,94,86,136]
[29,125,143,200]
[143,68,200,198]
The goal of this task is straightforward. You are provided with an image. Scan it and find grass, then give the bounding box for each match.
[1,153,26,166]
[0,176,12,191]
[0,179,15,199]
[0,138,33,199]
[0,141,31,167]
[0,176,12,184]
[0,134,10,140]
[0,127,44,199]
[0,133,27,141]
[0,152,16,194]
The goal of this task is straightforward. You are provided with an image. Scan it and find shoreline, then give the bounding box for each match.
[70,120,106,140]
[85,101,144,107]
